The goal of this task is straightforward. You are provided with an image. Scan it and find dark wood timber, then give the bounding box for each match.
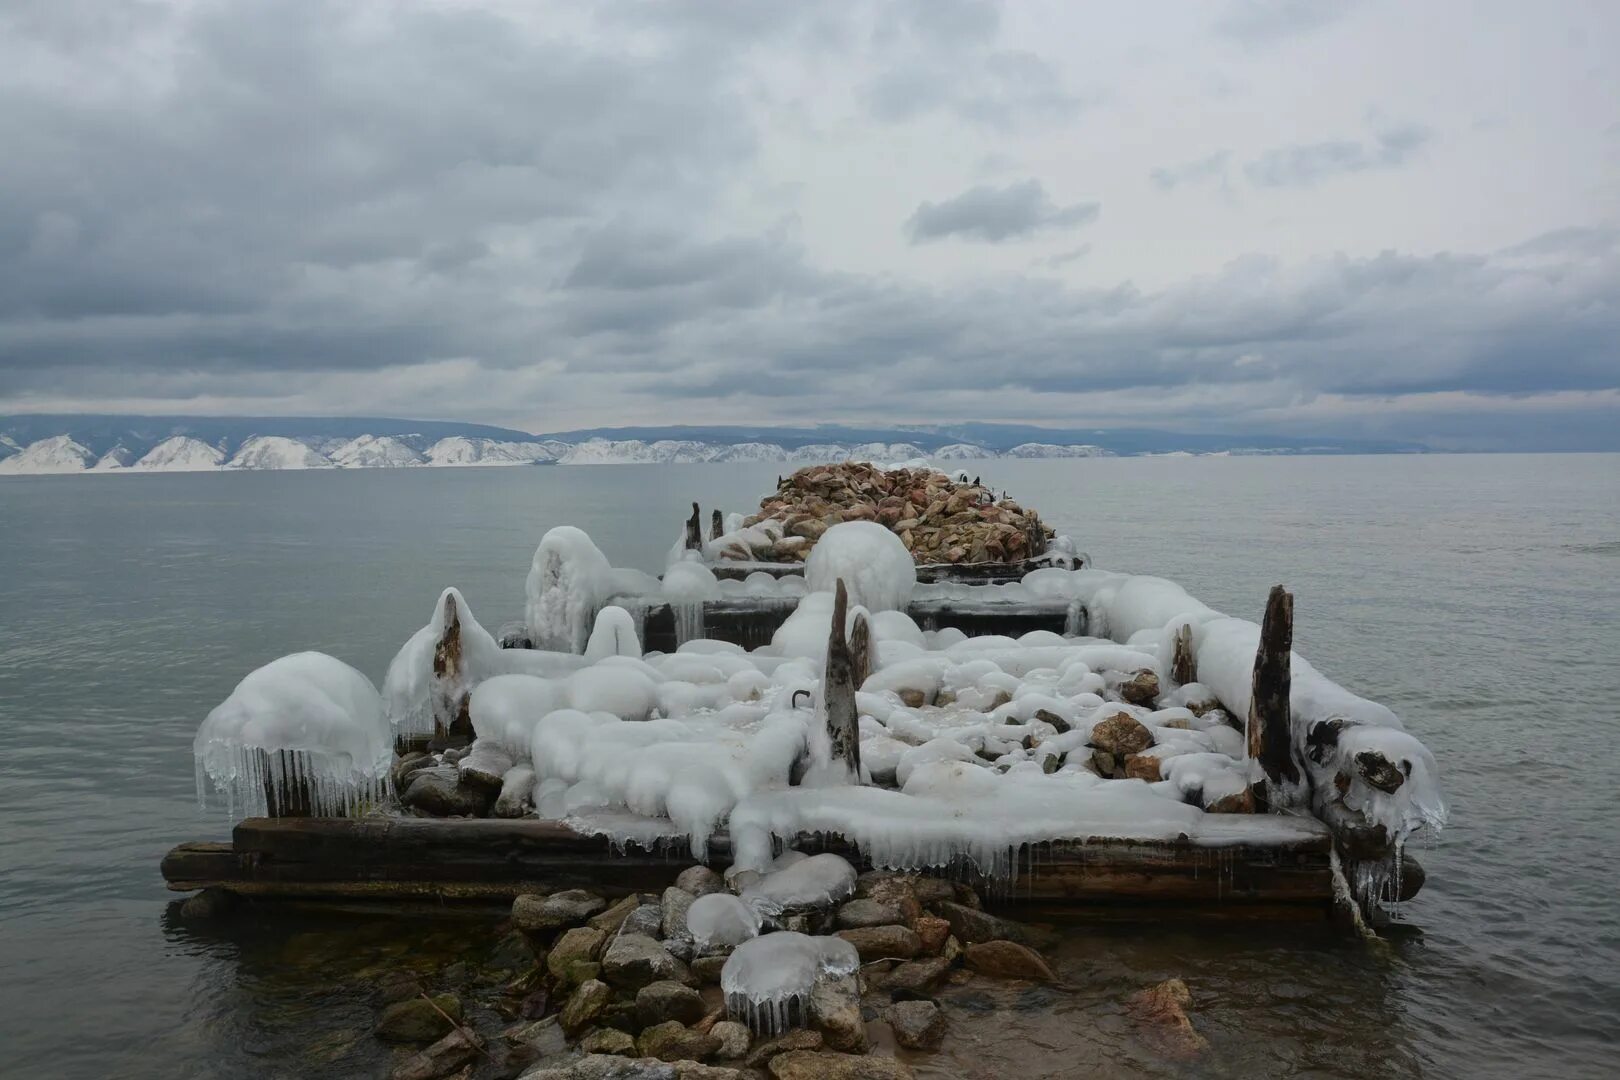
[430,590,473,747]
[1248,586,1300,809]
[848,610,872,693]
[161,817,1335,914]
[1172,623,1195,686]
[710,509,724,542]
[684,503,703,551]
[823,580,863,782]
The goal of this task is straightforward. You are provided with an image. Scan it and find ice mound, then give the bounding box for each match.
[740,852,857,914]
[194,651,391,818]
[806,521,916,611]
[381,587,504,738]
[526,526,614,652]
[687,892,762,947]
[585,606,642,660]
[721,931,861,1035]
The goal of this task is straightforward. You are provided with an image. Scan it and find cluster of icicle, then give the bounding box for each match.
[720,931,860,1036]
[193,742,391,819]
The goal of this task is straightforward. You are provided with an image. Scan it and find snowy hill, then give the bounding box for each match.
[131,436,227,471]
[1002,443,1113,459]
[0,434,96,474]
[230,436,334,470]
[329,435,424,468]
[424,437,568,466]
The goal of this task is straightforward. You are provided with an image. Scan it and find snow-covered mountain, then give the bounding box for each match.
[229,435,334,470]
[424,437,569,466]
[131,436,227,471]
[92,446,134,470]
[1002,443,1113,459]
[0,434,97,473]
[329,434,424,468]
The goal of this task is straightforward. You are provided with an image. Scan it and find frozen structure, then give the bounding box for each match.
[720,931,861,1035]
[194,652,392,818]
[686,892,762,947]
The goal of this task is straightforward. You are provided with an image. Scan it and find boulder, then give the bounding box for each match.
[1126,978,1209,1059]
[579,1029,637,1055]
[709,1020,751,1060]
[1090,711,1154,757]
[929,902,1054,948]
[390,1026,481,1080]
[457,743,514,791]
[177,886,237,921]
[961,940,1056,982]
[743,1030,824,1068]
[519,1056,677,1080]
[767,1050,915,1080]
[913,916,950,954]
[1122,753,1161,782]
[835,899,906,930]
[675,866,725,897]
[875,957,951,996]
[635,980,706,1028]
[1033,708,1071,734]
[560,979,614,1036]
[590,895,643,935]
[637,1021,721,1063]
[622,903,665,939]
[1118,670,1161,707]
[514,889,608,934]
[884,1000,945,1050]
[506,1015,568,1058]
[661,887,696,939]
[808,974,867,1052]
[835,926,920,961]
[375,993,463,1043]
[400,766,490,817]
[691,954,728,986]
[602,933,692,990]
[548,926,608,984]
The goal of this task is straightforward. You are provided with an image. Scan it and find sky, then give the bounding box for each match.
[1,0,1617,450]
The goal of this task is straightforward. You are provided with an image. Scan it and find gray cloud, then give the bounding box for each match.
[1151,151,1231,190]
[1245,123,1432,187]
[1215,0,1359,44]
[905,181,1100,244]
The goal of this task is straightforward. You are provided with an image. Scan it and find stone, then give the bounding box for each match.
[488,928,536,972]
[884,1000,945,1050]
[519,1056,677,1080]
[375,993,463,1043]
[635,980,706,1028]
[913,916,950,954]
[548,927,608,983]
[506,1015,568,1058]
[896,688,928,708]
[177,885,237,921]
[458,744,514,791]
[1122,753,1162,782]
[1205,791,1250,813]
[835,925,920,961]
[579,1029,637,1055]
[494,764,536,818]
[1126,978,1209,1059]
[560,980,613,1036]
[377,970,424,1004]
[691,955,728,986]
[961,941,1057,982]
[622,904,665,939]
[660,887,696,939]
[1090,749,1117,777]
[590,895,643,935]
[391,1026,481,1080]
[709,1021,750,1060]
[835,899,906,930]
[1090,711,1154,757]
[767,1050,915,1080]
[514,889,608,934]
[602,933,692,991]
[875,957,951,996]
[808,974,867,1052]
[743,1029,824,1068]
[1118,670,1161,707]
[1033,708,1071,734]
[930,901,1054,949]
[637,1021,720,1063]
[675,865,725,897]
[400,766,490,817]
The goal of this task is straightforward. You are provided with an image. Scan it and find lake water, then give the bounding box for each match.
[1,456,1616,1079]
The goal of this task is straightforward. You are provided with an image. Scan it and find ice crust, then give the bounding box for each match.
[721,931,861,1036]
[739,852,857,914]
[194,651,392,818]
[687,891,763,947]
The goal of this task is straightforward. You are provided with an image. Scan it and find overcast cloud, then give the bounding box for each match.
[1,0,1617,449]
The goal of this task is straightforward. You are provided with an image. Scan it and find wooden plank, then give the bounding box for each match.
[164,816,1334,914]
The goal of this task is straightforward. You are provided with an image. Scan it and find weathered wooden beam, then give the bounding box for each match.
[710,509,724,541]
[1171,623,1195,686]
[161,817,1335,913]
[848,609,872,693]
[430,589,474,747]
[684,503,703,551]
[824,580,863,782]
[1247,585,1300,809]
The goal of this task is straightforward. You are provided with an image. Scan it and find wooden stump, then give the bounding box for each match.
[710,509,724,541]
[1171,623,1195,686]
[1247,586,1301,810]
[823,580,863,782]
[685,503,703,551]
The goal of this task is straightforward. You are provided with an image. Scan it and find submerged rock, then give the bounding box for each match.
[766,1050,915,1080]
[884,1000,945,1049]
[875,957,951,996]
[1126,978,1210,1059]
[637,1020,721,1063]
[808,974,867,1052]
[375,993,463,1043]
[929,902,1054,949]
[178,886,238,921]
[961,940,1057,982]
[390,1026,481,1080]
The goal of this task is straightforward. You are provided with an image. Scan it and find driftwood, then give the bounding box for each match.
[823,580,863,782]
[1171,623,1195,686]
[684,503,703,551]
[848,610,872,692]
[710,509,724,541]
[1247,586,1300,810]
[431,590,474,747]
[161,817,1335,913]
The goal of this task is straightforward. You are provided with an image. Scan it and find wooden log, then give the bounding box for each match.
[710,509,724,541]
[263,748,313,817]
[685,502,703,551]
[1247,585,1300,809]
[823,579,863,782]
[161,817,1334,914]
[1171,623,1195,686]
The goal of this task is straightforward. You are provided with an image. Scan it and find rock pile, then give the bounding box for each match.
[739,463,1053,565]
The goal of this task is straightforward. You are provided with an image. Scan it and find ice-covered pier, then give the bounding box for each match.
[167,463,1445,925]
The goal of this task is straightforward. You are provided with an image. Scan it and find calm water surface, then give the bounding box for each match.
[1,456,1616,1079]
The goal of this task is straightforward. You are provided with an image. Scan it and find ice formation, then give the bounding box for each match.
[721,931,861,1035]
[194,651,392,818]
[526,526,615,652]
[805,522,917,611]
[584,606,642,660]
[686,892,762,947]
[739,852,857,914]
[382,587,505,738]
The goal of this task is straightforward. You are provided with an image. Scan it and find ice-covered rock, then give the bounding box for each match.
[193,651,391,818]
[721,931,861,1036]
[806,522,916,612]
[527,527,615,653]
[686,892,762,947]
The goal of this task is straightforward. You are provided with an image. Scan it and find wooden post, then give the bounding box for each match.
[263,749,313,817]
[685,503,703,551]
[431,590,473,746]
[1171,623,1195,685]
[848,610,872,693]
[1247,585,1300,810]
[710,509,724,541]
[823,579,863,782]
